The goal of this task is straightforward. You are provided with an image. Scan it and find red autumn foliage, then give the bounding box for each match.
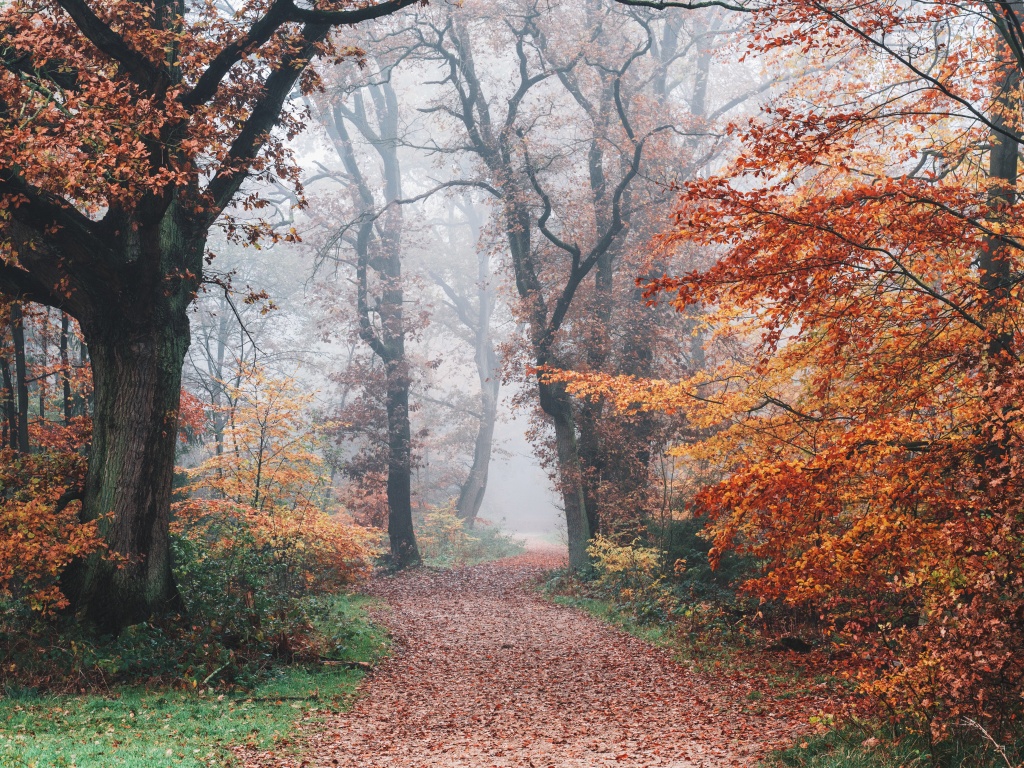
[549,0,1024,739]
[0,438,101,615]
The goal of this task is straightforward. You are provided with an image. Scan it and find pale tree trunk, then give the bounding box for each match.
[455,400,497,526]
[980,65,1019,361]
[453,213,500,527]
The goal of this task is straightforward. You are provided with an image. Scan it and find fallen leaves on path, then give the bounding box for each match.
[242,551,827,767]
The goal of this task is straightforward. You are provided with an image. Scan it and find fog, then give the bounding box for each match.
[478,393,562,535]
[180,0,776,553]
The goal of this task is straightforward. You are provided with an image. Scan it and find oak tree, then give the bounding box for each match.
[0,0,418,631]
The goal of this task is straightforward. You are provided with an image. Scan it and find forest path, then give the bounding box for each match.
[248,551,815,767]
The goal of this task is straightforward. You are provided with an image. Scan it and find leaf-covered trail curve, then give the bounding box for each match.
[249,551,819,767]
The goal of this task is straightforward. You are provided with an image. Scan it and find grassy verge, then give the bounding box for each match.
[764,725,1024,768]
[547,592,827,693]
[548,594,676,648]
[0,594,388,768]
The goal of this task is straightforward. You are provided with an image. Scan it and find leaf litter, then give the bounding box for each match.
[241,550,827,767]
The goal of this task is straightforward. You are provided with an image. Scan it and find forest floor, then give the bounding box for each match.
[241,549,833,768]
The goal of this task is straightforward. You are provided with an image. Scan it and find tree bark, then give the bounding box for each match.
[385,357,418,567]
[60,312,72,425]
[39,309,48,422]
[62,312,189,633]
[552,394,591,570]
[1,354,14,449]
[980,65,1019,363]
[539,379,590,569]
[10,302,28,454]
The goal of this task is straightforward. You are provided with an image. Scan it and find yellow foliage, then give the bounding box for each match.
[175,363,378,592]
[587,535,677,622]
[416,507,474,565]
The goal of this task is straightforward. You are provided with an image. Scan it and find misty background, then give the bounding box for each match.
[181,0,778,545]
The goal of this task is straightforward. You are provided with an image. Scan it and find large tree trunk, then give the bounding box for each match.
[553,405,591,571]
[539,379,590,569]
[62,310,190,633]
[385,357,419,567]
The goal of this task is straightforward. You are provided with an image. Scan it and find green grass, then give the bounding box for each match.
[763,725,1023,768]
[548,592,811,687]
[0,594,388,768]
[764,729,930,768]
[549,594,677,648]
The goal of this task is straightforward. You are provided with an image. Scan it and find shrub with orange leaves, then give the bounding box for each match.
[172,364,377,651]
[0,443,102,615]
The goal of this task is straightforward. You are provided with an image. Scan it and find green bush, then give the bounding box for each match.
[171,509,312,665]
[650,516,757,607]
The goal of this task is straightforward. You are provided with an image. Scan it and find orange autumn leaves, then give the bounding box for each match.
[173,364,376,594]
[550,0,1024,737]
[0,362,375,615]
[0,439,100,615]
[0,1,307,209]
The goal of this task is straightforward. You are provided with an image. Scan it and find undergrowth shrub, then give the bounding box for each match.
[586,535,678,623]
[0,423,103,616]
[170,365,378,666]
[0,367,381,694]
[171,499,376,661]
[651,516,755,607]
[416,508,525,566]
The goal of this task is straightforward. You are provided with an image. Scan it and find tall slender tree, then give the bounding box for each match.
[397,0,740,565]
[312,66,421,567]
[429,197,502,527]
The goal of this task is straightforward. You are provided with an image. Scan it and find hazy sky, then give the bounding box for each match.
[479,390,562,535]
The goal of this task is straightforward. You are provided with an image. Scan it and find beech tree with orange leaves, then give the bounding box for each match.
[548,0,1024,736]
[0,0,419,631]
